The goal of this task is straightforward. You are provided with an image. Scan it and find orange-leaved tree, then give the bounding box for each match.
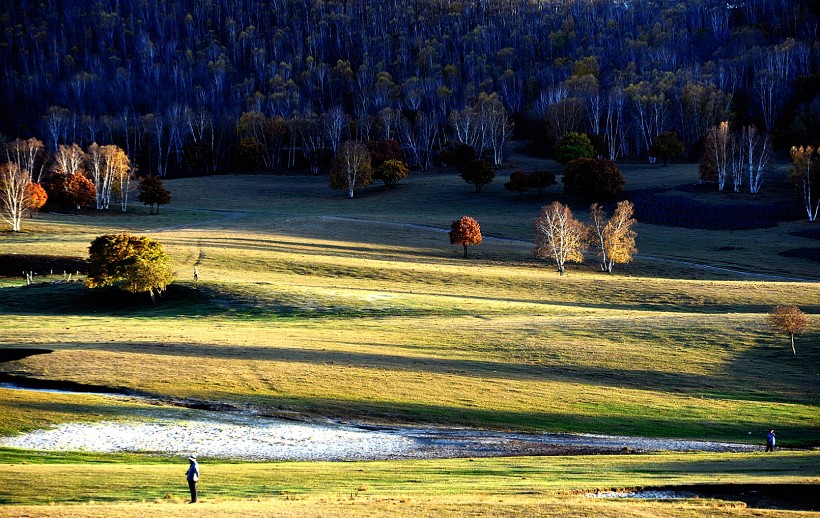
[25,182,47,217]
[449,216,482,258]
[533,201,587,275]
[589,200,638,273]
[767,306,808,355]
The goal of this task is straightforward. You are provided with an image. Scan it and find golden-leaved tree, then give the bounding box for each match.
[85,233,174,302]
[589,201,638,273]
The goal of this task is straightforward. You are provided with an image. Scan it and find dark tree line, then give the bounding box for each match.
[1,0,818,177]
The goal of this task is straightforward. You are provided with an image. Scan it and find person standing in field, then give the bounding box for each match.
[186,455,200,503]
[765,430,776,452]
[193,266,199,282]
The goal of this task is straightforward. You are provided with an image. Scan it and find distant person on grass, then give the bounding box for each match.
[766,430,776,452]
[186,455,200,503]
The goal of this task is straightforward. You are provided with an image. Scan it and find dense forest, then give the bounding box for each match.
[1,0,819,176]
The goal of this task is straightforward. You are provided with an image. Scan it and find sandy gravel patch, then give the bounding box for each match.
[0,411,760,460]
[1,413,416,461]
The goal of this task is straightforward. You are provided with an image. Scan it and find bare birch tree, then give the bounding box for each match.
[485,98,513,166]
[729,133,745,193]
[790,146,820,221]
[533,201,588,275]
[293,115,324,174]
[323,106,348,155]
[52,143,86,178]
[742,126,771,194]
[5,138,45,182]
[705,121,731,191]
[87,143,108,209]
[0,162,33,231]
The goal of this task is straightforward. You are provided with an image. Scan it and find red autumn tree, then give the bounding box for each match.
[449,216,483,258]
[138,175,172,214]
[563,158,624,198]
[45,171,96,210]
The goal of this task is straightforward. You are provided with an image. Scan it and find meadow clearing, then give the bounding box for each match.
[0,155,818,515]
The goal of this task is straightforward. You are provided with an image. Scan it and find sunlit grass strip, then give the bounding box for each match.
[0,450,817,506]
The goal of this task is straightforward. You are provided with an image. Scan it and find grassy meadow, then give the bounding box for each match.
[1,156,819,515]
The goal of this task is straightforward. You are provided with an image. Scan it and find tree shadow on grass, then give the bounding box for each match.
[4,280,819,318]
[16,337,819,406]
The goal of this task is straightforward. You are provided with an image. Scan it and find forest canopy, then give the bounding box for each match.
[1,0,818,176]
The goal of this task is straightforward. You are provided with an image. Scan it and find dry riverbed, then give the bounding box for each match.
[0,384,760,460]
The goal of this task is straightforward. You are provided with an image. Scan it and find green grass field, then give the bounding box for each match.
[1,156,818,515]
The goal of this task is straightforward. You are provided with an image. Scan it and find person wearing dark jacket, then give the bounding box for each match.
[186,455,200,503]
[765,430,776,452]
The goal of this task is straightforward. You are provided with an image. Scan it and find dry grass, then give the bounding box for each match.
[1,157,819,513]
[0,498,788,518]
[1,450,818,511]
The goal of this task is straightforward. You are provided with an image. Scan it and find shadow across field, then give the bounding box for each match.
[40,341,817,404]
[4,280,818,319]
[0,349,52,364]
[0,255,86,276]
[255,396,820,446]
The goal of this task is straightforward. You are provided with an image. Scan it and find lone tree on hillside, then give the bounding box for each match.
[767,305,808,355]
[138,176,172,214]
[650,131,684,166]
[533,201,588,275]
[330,141,372,198]
[589,201,638,273]
[86,233,175,302]
[460,159,495,192]
[504,171,530,199]
[449,216,482,258]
